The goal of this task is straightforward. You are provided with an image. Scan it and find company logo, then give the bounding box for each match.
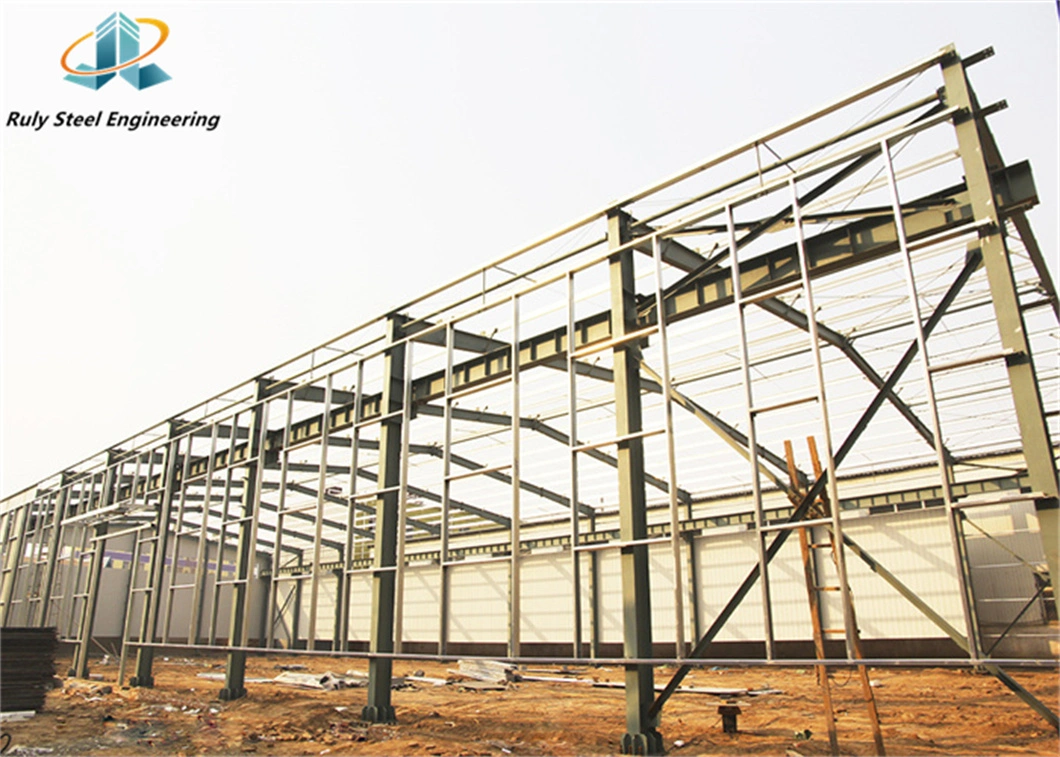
[61,12,171,90]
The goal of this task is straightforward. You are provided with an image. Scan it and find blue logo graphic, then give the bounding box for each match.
[62,12,171,90]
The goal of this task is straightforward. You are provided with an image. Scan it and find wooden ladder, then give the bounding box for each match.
[785,437,885,757]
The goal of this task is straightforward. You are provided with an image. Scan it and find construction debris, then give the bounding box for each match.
[273,672,358,691]
[589,681,777,698]
[195,672,273,684]
[455,659,516,684]
[0,628,59,713]
[459,681,509,692]
[518,674,591,685]
[405,674,449,687]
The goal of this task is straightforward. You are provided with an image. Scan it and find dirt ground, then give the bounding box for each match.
[1,653,1057,756]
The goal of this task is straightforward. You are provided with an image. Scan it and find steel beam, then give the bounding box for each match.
[278,483,380,540]
[118,166,1035,501]
[307,441,501,529]
[411,443,595,517]
[355,466,504,528]
[754,296,952,463]
[638,360,801,493]
[416,404,690,506]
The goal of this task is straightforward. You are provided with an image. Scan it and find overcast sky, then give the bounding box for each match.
[2,1,1057,497]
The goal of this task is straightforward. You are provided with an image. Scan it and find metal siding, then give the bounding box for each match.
[842,510,964,639]
[519,552,573,643]
[401,564,440,641]
[963,501,1047,625]
[448,561,508,643]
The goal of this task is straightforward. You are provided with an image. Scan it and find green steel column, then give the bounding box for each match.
[0,510,10,624]
[291,554,304,647]
[362,315,407,725]
[72,462,117,678]
[73,521,108,678]
[608,211,662,755]
[220,383,267,701]
[941,49,1060,591]
[35,479,71,626]
[130,436,182,688]
[331,560,344,650]
[0,505,30,626]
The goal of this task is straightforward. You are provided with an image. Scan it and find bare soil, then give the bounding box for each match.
[1,654,1057,756]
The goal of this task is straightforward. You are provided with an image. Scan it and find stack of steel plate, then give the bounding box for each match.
[0,627,59,712]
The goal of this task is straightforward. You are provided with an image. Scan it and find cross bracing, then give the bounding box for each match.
[2,45,1058,750]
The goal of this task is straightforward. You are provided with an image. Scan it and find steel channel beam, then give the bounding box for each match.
[117,164,1034,504]
[416,403,689,506]
[408,319,684,510]
[754,296,952,463]
[294,441,493,530]
[260,467,1033,578]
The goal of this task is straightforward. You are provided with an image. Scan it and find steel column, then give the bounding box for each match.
[219,381,268,700]
[339,361,365,652]
[188,422,220,645]
[0,505,30,626]
[566,271,589,659]
[941,50,1059,591]
[362,314,407,724]
[130,435,181,688]
[72,520,108,678]
[33,483,69,626]
[71,462,117,678]
[608,210,662,755]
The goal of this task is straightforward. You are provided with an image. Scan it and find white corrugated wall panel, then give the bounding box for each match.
[694,531,771,642]
[402,564,441,641]
[841,509,964,638]
[963,501,1046,625]
[448,561,508,643]
[595,550,622,643]
[345,574,374,642]
[519,552,574,643]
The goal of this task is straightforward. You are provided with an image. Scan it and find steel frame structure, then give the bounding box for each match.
[2,45,1058,752]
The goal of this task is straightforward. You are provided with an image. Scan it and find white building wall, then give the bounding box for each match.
[963,500,1047,625]
[840,509,965,638]
[65,500,1044,651]
[518,552,574,644]
[448,560,508,643]
[402,564,441,643]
